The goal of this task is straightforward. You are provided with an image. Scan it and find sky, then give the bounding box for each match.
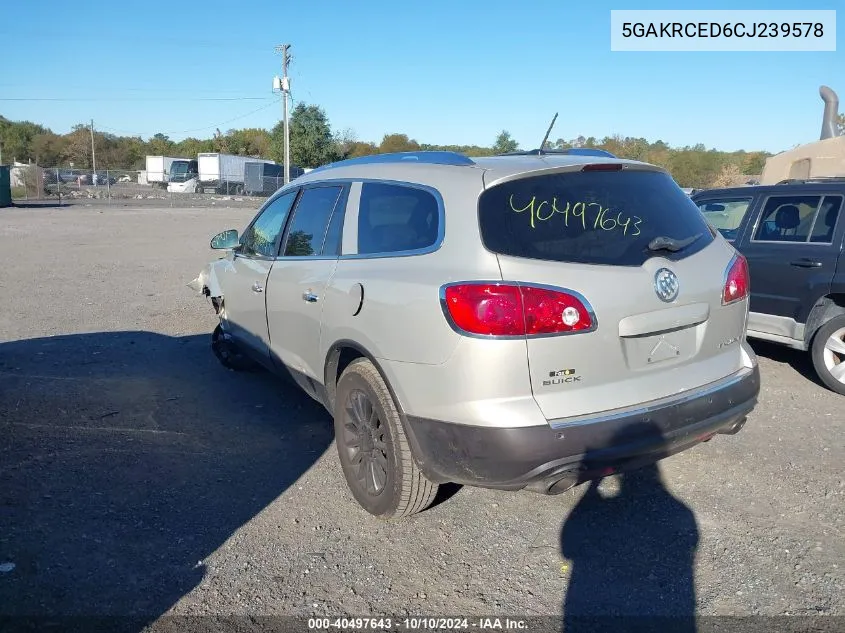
[0,0,842,154]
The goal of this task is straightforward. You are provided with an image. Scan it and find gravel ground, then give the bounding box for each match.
[0,204,842,631]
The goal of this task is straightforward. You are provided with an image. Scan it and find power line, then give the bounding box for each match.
[95,98,281,138]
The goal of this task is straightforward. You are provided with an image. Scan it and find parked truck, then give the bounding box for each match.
[243,161,306,196]
[166,159,199,194]
[196,153,276,195]
[145,156,186,189]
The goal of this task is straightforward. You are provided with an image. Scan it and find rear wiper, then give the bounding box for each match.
[647,233,703,253]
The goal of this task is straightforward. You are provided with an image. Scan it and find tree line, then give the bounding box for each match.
[3,106,843,188]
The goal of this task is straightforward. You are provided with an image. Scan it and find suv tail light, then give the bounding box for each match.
[722,254,749,305]
[581,163,624,172]
[440,282,596,337]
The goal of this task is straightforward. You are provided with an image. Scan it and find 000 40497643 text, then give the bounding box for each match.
[507,194,643,236]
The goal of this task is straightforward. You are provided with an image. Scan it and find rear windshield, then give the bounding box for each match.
[478,169,714,266]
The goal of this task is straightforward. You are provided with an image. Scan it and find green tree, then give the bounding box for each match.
[379,133,420,154]
[742,152,768,174]
[346,141,379,158]
[62,124,95,168]
[492,130,518,154]
[837,113,845,136]
[175,137,214,158]
[0,116,50,163]
[30,132,66,166]
[147,133,174,156]
[271,103,340,168]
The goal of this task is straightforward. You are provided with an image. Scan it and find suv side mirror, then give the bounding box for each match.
[210,229,239,249]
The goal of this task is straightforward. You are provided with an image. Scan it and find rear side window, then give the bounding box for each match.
[357,183,440,255]
[811,196,842,243]
[478,169,714,266]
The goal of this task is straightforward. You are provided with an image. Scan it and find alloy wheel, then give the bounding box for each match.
[341,389,389,495]
[822,327,845,384]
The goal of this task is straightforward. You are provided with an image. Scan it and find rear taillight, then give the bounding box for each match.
[722,254,749,305]
[441,282,596,337]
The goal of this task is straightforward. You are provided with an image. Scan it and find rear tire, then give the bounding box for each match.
[334,358,438,519]
[810,315,845,395]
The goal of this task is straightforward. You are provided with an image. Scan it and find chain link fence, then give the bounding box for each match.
[8,163,306,207]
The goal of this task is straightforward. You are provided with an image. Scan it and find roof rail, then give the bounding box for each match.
[310,151,476,174]
[499,148,618,159]
[776,176,845,185]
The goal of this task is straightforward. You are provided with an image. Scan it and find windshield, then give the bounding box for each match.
[478,168,714,266]
[169,161,193,183]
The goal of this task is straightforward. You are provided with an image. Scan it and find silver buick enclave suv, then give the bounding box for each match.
[190,149,761,519]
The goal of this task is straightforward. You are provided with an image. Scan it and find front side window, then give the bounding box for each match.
[357,183,440,255]
[282,185,344,257]
[696,197,753,241]
[752,195,824,243]
[239,190,298,257]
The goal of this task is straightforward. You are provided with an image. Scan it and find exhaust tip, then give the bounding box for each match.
[718,416,747,436]
[547,475,579,495]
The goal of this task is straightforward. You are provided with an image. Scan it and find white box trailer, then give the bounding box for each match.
[197,153,276,195]
[145,156,185,188]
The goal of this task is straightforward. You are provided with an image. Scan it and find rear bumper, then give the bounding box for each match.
[402,365,760,493]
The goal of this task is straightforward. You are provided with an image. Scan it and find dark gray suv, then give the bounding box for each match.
[693,178,845,395]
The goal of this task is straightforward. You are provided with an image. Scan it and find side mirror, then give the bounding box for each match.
[210,229,239,250]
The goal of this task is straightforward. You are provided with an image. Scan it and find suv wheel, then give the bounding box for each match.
[811,314,845,395]
[334,358,438,518]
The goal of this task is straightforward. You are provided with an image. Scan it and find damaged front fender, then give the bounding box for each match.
[187,259,231,298]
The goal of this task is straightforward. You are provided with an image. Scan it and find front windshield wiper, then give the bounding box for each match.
[647,233,703,253]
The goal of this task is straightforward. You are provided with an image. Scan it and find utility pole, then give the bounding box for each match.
[274,44,291,184]
[90,119,97,175]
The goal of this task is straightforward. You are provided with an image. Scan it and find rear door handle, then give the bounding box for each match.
[790,258,823,268]
[252,282,264,293]
[302,291,319,303]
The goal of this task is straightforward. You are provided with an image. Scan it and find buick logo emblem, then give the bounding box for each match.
[654,268,679,302]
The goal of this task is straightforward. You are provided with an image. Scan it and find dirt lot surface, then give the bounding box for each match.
[0,204,843,631]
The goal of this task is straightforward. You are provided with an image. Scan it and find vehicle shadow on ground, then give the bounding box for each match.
[748,339,824,388]
[560,423,699,633]
[0,330,334,631]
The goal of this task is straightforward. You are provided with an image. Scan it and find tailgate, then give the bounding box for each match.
[478,165,751,421]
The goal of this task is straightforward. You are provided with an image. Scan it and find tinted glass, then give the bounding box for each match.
[696,197,753,241]
[321,187,348,256]
[357,183,440,255]
[752,195,821,242]
[810,196,842,243]
[239,190,297,257]
[282,186,343,257]
[479,169,714,266]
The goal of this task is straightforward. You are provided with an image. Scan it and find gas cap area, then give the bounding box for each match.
[349,283,364,316]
